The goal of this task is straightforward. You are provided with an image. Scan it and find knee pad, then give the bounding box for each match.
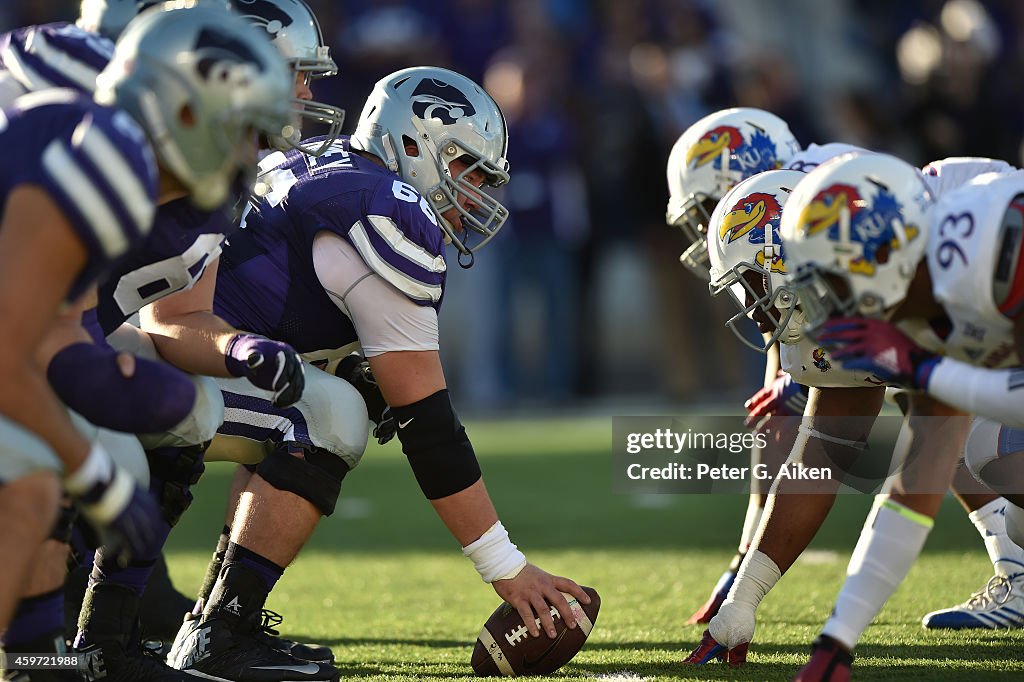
[963,417,1020,485]
[256,443,350,516]
[146,444,207,527]
[140,375,224,449]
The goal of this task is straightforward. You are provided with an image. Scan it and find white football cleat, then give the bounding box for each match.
[922,573,1024,629]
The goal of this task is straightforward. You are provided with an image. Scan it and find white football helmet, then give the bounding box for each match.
[351,66,510,265]
[666,107,801,278]
[95,3,293,210]
[707,169,804,352]
[234,0,344,156]
[780,153,934,331]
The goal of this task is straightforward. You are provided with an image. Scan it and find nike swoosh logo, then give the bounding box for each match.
[251,663,322,674]
[398,418,415,429]
[522,628,568,669]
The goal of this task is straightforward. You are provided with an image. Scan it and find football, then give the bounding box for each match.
[470,586,601,676]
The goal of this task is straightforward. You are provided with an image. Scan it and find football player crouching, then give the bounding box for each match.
[666,108,806,625]
[789,165,1024,679]
[165,66,592,682]
[0,3,294,680]
[683,154,963,679]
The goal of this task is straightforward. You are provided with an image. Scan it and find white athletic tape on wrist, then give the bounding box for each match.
[798,424,867,450]
[83,466,134,523]
[63,442,113,495]
[462,521,528,583]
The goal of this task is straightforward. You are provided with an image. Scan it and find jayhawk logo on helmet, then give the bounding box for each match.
[685,125,782,175]
[719,191,787,274]
[798,182,920,276]
[812,347,831,372]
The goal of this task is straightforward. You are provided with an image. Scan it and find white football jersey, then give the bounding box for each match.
[921,157,1017,198]
[780,335,888,388]
[925,171,1023,368]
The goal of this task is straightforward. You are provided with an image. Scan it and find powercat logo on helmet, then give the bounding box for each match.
[411,78,475,125]
[194,27,266,81]
[235,0,295,39]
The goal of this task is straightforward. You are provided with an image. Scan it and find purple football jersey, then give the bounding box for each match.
[97,199,236,335]
[215,136,448,355]
[0,22,112,98]
[0,89,158,300]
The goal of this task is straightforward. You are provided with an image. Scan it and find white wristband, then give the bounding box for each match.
[63,442,113,495]
[462,521,528,583]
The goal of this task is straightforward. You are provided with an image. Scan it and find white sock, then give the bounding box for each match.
[821,497,933,650]
[969,498,1024,577]
[1006,503,1024,551]
[738,499,764,554]
[709,549,781,648]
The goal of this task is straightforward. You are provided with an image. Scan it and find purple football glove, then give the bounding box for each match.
[225,333,305,407]
[65,446,163,563]
[744,370,809,427]
[817,317,941,389]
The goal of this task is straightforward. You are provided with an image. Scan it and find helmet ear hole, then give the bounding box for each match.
[178,104,196,129]
[402,135,420,158]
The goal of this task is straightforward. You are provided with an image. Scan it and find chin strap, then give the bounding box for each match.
[380,132,400,173]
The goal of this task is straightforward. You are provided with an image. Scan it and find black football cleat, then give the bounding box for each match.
[792,635,853,682]
[255,609,335,664]
[73,582,196,682]
[167,615,339,682]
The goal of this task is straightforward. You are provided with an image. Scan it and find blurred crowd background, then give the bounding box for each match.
[5,0,1024,410]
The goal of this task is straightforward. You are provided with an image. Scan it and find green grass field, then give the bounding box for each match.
[166,416,1024,680]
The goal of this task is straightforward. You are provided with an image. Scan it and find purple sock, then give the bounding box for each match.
[223,543,284,592]
[3,588,64,647]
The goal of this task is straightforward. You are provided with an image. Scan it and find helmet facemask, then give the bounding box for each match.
[275,49,345,156]
[414,127,509,265]
[711,244,797,353]
[788,265,887,336]
[669,193,717,278]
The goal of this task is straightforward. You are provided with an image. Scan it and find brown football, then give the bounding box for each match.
[470,586,600,676]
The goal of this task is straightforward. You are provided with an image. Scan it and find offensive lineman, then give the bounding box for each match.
[167,66,594,681]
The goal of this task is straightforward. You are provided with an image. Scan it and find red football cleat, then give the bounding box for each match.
[681,629,748,667]
[686,570,737,624]
[793,636,853,681]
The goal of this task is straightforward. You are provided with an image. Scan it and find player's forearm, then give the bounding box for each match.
[0,360,91,472]
[140,309,238,377]
[928,357,1024,428]
[430,477,499,546]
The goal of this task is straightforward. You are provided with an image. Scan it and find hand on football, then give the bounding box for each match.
[492,563,591,638]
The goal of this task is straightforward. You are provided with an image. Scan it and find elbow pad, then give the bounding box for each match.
[48,342,197,434]
[392,389,481,499]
